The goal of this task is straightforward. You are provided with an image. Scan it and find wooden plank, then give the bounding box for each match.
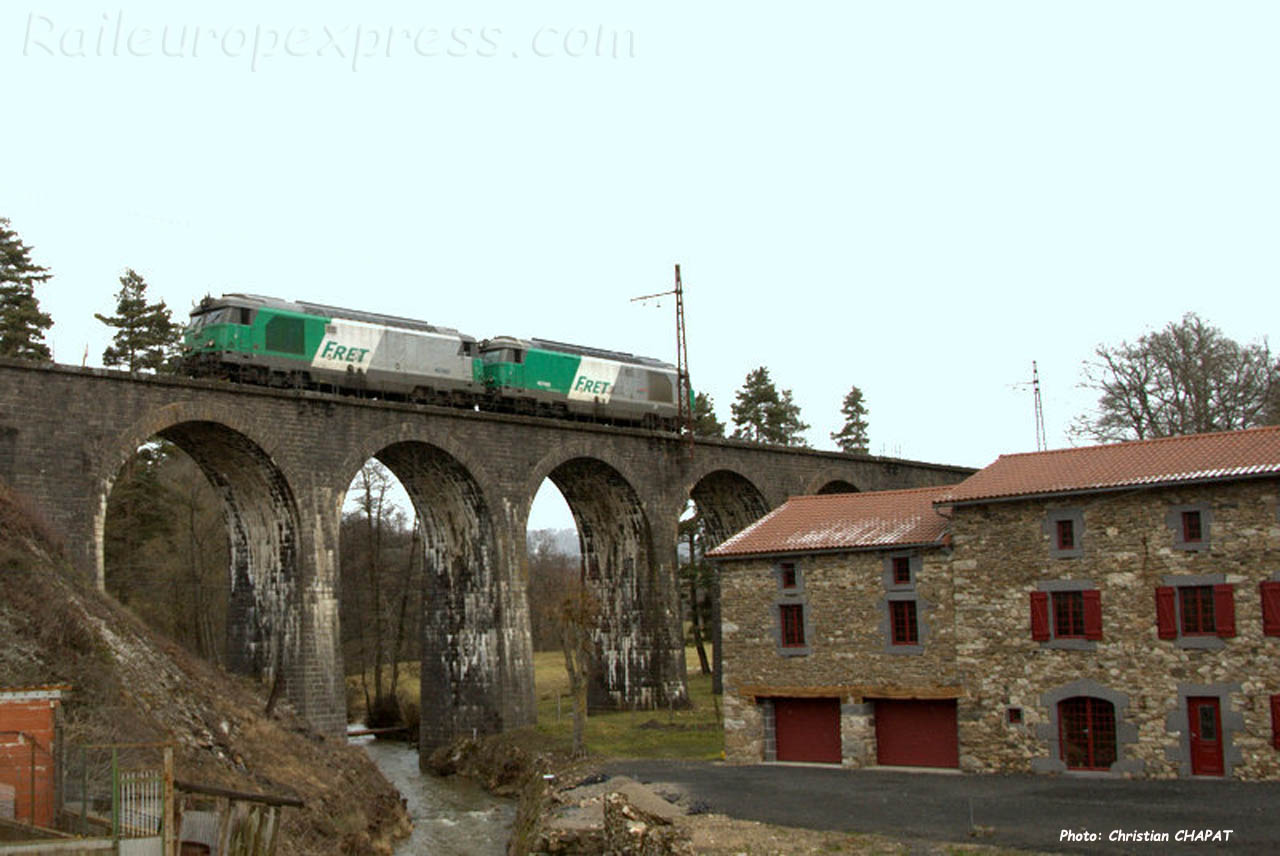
[173,782,303,809]
[735,684,965,703]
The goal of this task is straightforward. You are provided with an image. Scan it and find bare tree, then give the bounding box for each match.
[679,510,712,676]
[1073,313,1277,442]
[559,586,600,758]
[527,530,579,651]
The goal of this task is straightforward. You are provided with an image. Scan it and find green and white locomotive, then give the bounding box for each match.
[479,336,680,428]
[181,293,682,430]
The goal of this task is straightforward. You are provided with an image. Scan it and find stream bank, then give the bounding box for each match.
[355,736,515,855]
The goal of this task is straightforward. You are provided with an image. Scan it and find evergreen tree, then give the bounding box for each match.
[0,218,54,361]
[731,367,778,442]
[768,389,810,447]
[691,391,725,438]
[831,385,870,453]
[731,366,810,446]
[95,269,182,372]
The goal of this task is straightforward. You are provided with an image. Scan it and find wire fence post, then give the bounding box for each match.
[79,745,88,835]
[164,746,175,856]
[111,746,119,843]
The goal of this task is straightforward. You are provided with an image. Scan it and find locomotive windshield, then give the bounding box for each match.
[483,347,524,364]
[189,307,254,328]
[189,308,233,328]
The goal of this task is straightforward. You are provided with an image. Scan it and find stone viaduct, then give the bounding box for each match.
[0,359,971,747]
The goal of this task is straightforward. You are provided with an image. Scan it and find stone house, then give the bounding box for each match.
[709,486,964,767]
[710,426,1280,779]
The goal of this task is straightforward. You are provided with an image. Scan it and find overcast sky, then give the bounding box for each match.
[6,1,1278,530]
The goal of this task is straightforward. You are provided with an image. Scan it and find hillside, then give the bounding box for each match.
[0,482,409,854]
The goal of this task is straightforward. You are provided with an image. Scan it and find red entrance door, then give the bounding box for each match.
[1187,697,1224,776]
[773,698,842,764]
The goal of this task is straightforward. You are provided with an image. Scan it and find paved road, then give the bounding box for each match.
[603,760,1280,854]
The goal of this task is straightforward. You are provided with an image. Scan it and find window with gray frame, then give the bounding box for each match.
[1033,679,1143,775]
[1166,504,1211,551]
[1043,508,1084,559]
[880,551,926,654]
[1155,574,1235,649]
[771,559,811,657]
[1030,580,1101,650]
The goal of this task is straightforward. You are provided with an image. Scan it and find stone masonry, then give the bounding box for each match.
[950,478,1280,779]
[717,465,1280,780]
[0,359,967,748]
[721,545,957,765]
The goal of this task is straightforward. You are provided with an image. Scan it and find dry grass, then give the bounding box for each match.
[348,647,723,760]
[528,648,723,760]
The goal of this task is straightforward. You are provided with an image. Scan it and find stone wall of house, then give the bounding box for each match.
[950,478,1280,780]
[719,547,957,764]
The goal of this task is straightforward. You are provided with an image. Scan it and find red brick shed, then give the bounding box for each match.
[0,686,67,829]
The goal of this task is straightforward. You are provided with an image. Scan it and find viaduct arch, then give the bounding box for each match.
[0,360,972,747]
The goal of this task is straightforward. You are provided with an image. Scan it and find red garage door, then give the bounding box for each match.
[874,699,959,768]
[774,697,842,764]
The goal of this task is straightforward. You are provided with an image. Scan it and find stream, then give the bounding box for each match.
[353,736,515,855]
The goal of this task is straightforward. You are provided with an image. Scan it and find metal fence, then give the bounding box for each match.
[60,743,171,845]
[0,739,293,855]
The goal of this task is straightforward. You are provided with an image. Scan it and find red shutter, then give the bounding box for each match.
[1030,591,1050,641]
[1155,587,1177,639]
[1082,589,1103,641]
[1261,582,1280,637]
[1214,583,1236,638]
[1272,695,1280,750]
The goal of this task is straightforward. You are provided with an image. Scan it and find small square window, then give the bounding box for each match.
[1168,505,1211,551]
[1181,510,1202,543]
[1007,707,1023,724]
[780,562,797,589]
[890,600,918,645]
[892,556,911,585]
[779,604,805,647]
[1056,519,1075,551]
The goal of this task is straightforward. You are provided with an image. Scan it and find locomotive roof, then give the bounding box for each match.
[483,332,675,368]
[198,294,470,339]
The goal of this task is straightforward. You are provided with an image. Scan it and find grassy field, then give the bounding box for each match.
[348,648,723,760]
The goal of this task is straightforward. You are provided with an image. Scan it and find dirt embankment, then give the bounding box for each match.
[0,483,409,855]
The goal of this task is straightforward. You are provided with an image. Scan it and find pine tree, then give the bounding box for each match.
[692,391,725,438]
[768,389,810,447]
[0,218,54,361]
[731,366,809,446]
[831,385,870,453]
[731,367,778,442]
[95,269,182,372]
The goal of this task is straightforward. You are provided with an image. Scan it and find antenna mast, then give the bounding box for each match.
[1032,360,1047,452]
[631,264,694,456]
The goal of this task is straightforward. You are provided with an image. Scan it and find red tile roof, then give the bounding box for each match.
[707,485,955,559]
[940,425,1280,505]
